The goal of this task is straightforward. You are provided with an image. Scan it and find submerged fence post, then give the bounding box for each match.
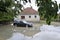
[11,23,16,32]
[26,25,28,30]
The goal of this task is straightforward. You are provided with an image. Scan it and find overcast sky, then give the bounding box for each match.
[22,0,60,11]
[22,0,38,11]
[52,0,60,4]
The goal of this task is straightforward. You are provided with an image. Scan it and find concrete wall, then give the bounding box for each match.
[17,15,40,22]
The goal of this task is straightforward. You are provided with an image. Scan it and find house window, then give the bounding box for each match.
[35,15,37,18]
[29,16,31,18]
[21,16,25,19]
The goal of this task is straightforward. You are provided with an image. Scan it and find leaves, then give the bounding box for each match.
[36,0,58,25]
[0,0,13,21]
[0,0,31,22]
[24,0,31,3]
[24,0,28,3]
[0,0,12,12]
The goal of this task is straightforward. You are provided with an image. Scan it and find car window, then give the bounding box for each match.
[14,20,19,23]
[23,21,27,23]
[20,21,23,23]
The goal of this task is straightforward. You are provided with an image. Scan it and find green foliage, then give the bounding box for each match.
[36,0,58,25]
[0,0,30,22]
[0,0,31,24]
[24,0,31,3]
[0,0,13,21]
[59,4,60,9]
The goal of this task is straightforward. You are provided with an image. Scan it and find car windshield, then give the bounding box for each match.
[23,21,27,23]
[14,20,20,23]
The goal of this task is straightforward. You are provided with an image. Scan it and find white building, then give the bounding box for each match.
[16,7,40,22]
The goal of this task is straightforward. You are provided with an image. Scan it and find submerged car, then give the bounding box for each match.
[13,20,33,27]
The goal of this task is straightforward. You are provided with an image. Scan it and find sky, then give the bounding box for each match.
[22,0,60,11]
[52,0,60,4]
[13,0,60,13]
[22,0,38,11]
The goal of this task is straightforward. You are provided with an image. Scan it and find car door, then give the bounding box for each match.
[19,21,26,27]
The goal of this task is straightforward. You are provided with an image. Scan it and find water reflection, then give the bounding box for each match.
[1,24,60,40]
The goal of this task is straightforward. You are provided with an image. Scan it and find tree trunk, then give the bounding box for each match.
[46,19,51,25]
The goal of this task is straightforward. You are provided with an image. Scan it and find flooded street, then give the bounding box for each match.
[0,23,40,40]
[0,25,13,40]
[0,21,60,40]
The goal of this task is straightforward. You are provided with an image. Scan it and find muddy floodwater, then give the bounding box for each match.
[0,23,40,40]
[0,21,60,40]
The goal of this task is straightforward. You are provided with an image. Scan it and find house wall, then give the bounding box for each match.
[17,15,40,22]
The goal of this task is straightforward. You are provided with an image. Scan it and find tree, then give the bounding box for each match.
[0,0,31,24]
[12,0,31,17]
[36,0,58,25]
[59,4,60,9]
[0,0,14,22]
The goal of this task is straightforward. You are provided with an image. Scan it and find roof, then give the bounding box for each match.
[20,7,38,15]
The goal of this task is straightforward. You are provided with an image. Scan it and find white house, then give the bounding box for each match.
[16,7,40,22]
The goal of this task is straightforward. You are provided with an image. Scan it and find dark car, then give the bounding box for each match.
[13,20,33,27]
